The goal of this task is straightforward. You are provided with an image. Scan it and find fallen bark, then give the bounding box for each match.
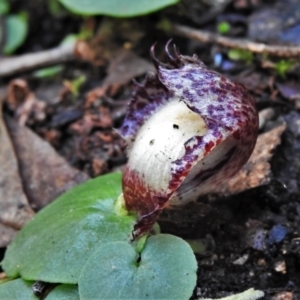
[0,40,93,78]
[173,24,300,57]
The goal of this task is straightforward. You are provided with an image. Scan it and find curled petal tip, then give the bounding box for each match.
[131,78,144,89]
[165,39,175,60]
[131,78,139,84]
[151,41,174,70]
[150,42,157,58]
[165,39,181,67]
[150,42,160,70]
[173,44,181,57]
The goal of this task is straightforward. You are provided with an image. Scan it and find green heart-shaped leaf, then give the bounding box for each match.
[2,173,136,284]
[58,0,179,17]
[0,0,10,15]
[3,13,28,54]
[79,234,197,300]
[46,284,79,300]
[0,279,37,300]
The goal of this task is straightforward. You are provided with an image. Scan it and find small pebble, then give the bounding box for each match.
[274,261,287,274]
[232,254,249,265]
[272,291,293,300]
[259,108,276,129]
[267,224,289,245]
[257,258,267,266]
[211,254,218,261]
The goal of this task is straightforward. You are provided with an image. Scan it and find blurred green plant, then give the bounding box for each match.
[0,0,9,15]
[0,0,28,55]
[33,65,64,78]
[228,48,254,64]
[217,21,230,34]
[274,59,294,78]
[48,0,68,17]
[64,74,86,96]
[157,18,173,33]
[57,0,179,17]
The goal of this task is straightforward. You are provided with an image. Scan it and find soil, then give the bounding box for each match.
[1,0,300,299]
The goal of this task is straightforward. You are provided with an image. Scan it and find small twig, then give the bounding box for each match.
[0,40,93,78]
[173,24,300,58]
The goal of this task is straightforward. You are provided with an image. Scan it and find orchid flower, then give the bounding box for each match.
[120,42,258,237]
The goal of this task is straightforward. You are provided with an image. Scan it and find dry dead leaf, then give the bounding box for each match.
[5,116,90,211]
[69,106,112,135]
[7,79,46,126]
[0,102,35,246]
[86,49,154,102]
[74,40,96,62]
[103,49,155,87]
[213,124,286,196]
[0,224,17,248]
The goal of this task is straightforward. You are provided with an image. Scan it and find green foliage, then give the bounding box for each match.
[78,235,197,300]
[157,18,173,33]
[0,279,80,300]
[65,75,87,96]
[217,21,230,34]
[0,0,9,15]
[58,0,179,17]
[3,13,28,54]
[0,279,38,300]
[185,238,211,255]
[274,59,294,77]
[33,65,64,78]
[2,173,136,283]
[48,0,67,17]
[2,172,198,299]
[228,49,253,64]
[46,284,79,300]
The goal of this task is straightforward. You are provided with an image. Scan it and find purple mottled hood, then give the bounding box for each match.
[120,42,258,237]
